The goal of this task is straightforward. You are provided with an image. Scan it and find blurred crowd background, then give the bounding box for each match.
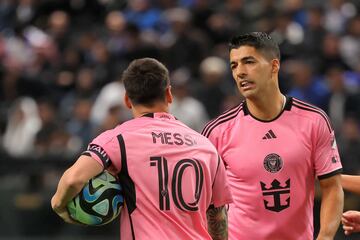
[0,0,360,239]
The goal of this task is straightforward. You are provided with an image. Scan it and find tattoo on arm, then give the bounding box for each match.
[207,205,228,240]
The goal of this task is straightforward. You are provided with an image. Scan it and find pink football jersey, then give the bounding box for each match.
[202,97,342,240]
[83,112,232,240]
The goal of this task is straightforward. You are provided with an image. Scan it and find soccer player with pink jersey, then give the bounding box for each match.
[51,58,232,240]
[202,32,344,239]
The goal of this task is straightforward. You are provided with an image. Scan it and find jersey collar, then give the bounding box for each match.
[142,112,177,120]
[243,96,293,122]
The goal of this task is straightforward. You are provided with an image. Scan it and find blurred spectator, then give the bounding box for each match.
[340,16,360,71]
[196,56,229,118]
[122,22,161,62]
[319,33,350,74]
[208,0,247,44]
[3,97,41,157]
[103,11,127,59]
[124,0,164,32]
[65,97,95,149]
[337,117,360,175]
[23,25,58,82]
[281,0,307,27]
[0,1,16,31]
[97,104,127,134]
[88,40,114,84]
[325,67,350,132]
[246,0,278,31]
[344,85,360,122]
[1,67,22,104]
[287,60,330,110]
[59,45,82,73]
[300,6,326,67]
[76,31,98,66]
[47,10,71,52]
[162,7,207,74]
[271,12,304,60]
[34,99,59,156]
[3,26,35,71]
[324,0,357,34]
[51,69,76,101]
[190,0,214,31]
[16,0,36,25]
[35,99,78,157]
[59,67,98,120]
[90,74,129,128]
[169,67,209,132]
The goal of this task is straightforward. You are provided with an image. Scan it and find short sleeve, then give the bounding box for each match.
[81,130,121,172]
[314,117,342,179]
[211,156,233,207]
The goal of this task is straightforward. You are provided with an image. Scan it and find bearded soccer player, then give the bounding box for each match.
[52,58,233,240]
[202,32,343,239]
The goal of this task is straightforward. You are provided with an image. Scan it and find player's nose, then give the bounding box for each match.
[235,65,247,79]
[237,71,247,80]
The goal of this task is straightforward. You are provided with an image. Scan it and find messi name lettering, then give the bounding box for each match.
[152,132,196,146]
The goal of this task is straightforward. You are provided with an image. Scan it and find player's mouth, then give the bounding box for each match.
[239,80,254,90]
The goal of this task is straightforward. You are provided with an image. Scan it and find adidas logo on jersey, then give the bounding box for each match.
[262,130,277,139]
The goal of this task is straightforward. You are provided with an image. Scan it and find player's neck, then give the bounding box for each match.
[131,103,169,118]
[246,92,285,121]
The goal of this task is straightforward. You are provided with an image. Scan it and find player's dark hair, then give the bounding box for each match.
[229,32,280,61]
[122,58,170,106]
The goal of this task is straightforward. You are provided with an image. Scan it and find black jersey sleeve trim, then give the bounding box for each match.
[89,150,109,168]
[117,134,136,240]
[318,168,343,180]
[82,144,112,169]
[81,151,107,169]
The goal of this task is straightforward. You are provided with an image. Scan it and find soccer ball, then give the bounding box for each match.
[67,171,123,226]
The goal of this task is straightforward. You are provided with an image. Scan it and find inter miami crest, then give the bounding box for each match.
[263,153,283,173]
[260,179,290,212]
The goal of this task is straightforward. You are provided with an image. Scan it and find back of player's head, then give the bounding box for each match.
[229,32,280,61]
[122,58,170,106]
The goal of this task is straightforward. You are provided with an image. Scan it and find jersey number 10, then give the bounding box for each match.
[150,156,204,211]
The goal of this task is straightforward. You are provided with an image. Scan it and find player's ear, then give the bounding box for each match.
[165,85,173,104]
[271,59,280,73]
[124,93,132,109]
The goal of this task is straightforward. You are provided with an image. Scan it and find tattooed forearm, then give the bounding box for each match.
[207,205,228,240]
